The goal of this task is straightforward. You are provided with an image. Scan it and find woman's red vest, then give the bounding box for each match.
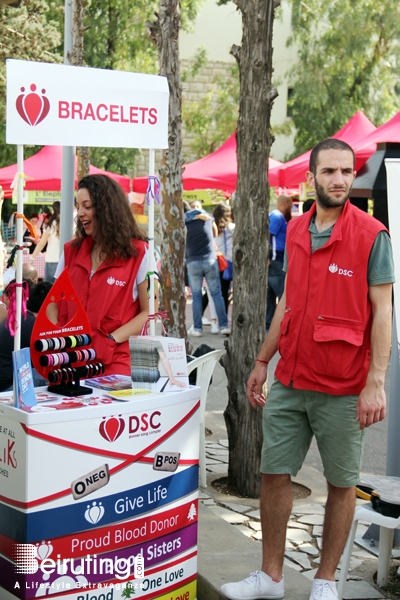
[59,236,147,376]
[275,200,387,395]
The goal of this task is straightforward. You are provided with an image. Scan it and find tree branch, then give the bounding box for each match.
[232,0,246,11]
[146,15,161,50]
[267,87,279,103]
[230,43,241,64]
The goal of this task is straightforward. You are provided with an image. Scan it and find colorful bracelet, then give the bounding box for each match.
[256,358,269,365]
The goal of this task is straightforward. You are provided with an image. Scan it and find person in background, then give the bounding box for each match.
[0,301,6,325]
[54,174,152,376]
[213,202,234,316]
[23,213,41,254]
[0,281,52,392]
[222,139,394,600]
[265,194,292,332]
[22,263,38,283]
[302,198,315,213]
[185,200,230,337]
[30,201,61,282]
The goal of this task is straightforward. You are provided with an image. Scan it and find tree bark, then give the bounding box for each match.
[146,3,186,340]
[222,0,279,498]
[70,0,90,180]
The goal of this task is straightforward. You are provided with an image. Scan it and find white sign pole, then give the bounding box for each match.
[148,149,156,336]
[14,144,24,354]
[60,0,76,250]
[385,159,400,484]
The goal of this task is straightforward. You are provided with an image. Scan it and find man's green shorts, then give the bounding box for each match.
[261,380,365,488]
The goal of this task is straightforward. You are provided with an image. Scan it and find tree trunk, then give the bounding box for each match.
[71,0,90,180]
[222,0,279,498]
[146,3,186,340]
[76,147,90,181]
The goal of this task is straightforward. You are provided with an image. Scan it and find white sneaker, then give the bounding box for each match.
[309,579,338,600]
[211,320,220,334]
[202,316,211,326]
[188,325,202,337]
[221,571,284,600]
[220,327,231,336]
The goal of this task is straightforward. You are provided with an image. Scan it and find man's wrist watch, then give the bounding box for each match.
[108,333,116,342]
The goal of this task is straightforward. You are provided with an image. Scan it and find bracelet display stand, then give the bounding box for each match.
[30,269,104,396]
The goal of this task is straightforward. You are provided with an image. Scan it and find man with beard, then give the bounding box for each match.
[266,194,293,332]
[221,139,394,600]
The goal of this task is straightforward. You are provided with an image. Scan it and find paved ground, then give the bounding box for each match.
[185,299,400,600]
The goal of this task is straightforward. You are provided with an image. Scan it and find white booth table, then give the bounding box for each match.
[0,386,200,600]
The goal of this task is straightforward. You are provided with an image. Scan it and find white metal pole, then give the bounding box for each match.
[385,159,400,481]
[14,144,24,353]
[148,149,156,336]
[60,0,76,251]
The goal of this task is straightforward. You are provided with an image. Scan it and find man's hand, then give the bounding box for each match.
[246,363,268,408]
[356,383,386,430]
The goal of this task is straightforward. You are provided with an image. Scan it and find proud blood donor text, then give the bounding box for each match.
[58,101,157,124]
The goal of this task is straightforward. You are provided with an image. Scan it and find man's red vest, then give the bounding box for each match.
[60,237,147,376]
[275,200,387,395]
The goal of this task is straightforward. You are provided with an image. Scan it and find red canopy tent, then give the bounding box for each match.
[133,132,283,193]
[356,111,400,148]
[270,111,377,188]
[0,146,131,198]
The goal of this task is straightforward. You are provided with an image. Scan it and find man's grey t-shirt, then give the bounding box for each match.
[283,216,395,286]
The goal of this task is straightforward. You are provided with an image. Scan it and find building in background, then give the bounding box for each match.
[180,0,297,162]
[134,0,297,175]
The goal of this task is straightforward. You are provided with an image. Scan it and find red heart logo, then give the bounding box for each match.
[99,416,125,442]
[16,84,50,126]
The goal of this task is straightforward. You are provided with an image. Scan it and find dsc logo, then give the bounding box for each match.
[16,84,50,126]
[328,264,353,277]
[129,411,161,433]
[107,276,126,286]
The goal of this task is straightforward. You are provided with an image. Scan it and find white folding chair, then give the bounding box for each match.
[338,503,400,599]
[187,349,223,488]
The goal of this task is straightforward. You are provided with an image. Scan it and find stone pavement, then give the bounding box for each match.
[185,305,399,600]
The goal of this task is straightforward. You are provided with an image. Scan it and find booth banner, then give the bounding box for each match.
[0,388,199,600]
[6,60,169,149]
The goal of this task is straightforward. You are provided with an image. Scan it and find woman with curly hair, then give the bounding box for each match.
[30,201,61,282]
[55,174,151,376]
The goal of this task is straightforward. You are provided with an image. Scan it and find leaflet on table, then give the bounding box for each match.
[0,395,13,404]
[85,374,133,390]
[12,348,36,408]
[18,395,126,412]
[105,388,163,401]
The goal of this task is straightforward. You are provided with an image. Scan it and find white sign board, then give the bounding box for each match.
[6,59,169,149]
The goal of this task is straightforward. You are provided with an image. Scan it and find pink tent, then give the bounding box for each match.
[356,111,400,148]
[133,132,283,193]
[0,146,131,197]
[270,111,377,188]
